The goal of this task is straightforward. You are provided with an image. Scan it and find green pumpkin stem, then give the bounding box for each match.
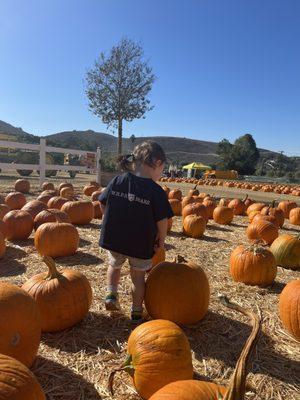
[218,295,261,400]
[108,354,134,396]
[43,256,62,280]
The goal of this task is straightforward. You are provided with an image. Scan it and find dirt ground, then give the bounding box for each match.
[0,173,299,400]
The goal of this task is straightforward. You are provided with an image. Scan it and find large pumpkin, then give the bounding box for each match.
[279,280,300,341]
[60,186,74,199]
[246,202,265,216]
[83,183,99,196]
[270,234,300,270]
[3,210,33,240]
[228,197,246,215]
[22,200,47,219]
[182,203,208,222]
[42,182,55,191]
[168,189,182,201]
[109,319,193,399]
[181,195,195,209]
[33,209,71,230]
[168,199,182,216]
[246,219,278,245]
[0,204,10,220]
[22,257,93,332]
[202,197,216,219]
[35,222,79,258]
[5,192,26,210]
[149,296,260,400]
[183,215,206,238]
[61,200,94,224]
[0,354,45,400]
[58,182,73,191]
[213,205,234,224]
[0,232,5,258]
[145,255,210,325]
[0,283,41,367]
[230,244,277,286]
[278,200,297,218]
[14,179,30,194]
[47,196,69,210]
[261,202,285,228]
[289,207,300,226]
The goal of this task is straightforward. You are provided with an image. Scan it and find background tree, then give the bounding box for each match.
[216,134,259,174]
[85,38,155,154]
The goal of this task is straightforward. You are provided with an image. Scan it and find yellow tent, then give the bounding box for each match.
[182,162,212,170]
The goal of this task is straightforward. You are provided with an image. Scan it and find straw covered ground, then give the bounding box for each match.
[0,175,299,400]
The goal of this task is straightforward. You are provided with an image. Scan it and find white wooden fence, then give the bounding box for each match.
[0,138,101,186]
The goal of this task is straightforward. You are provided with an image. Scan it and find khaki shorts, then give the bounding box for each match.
[108,250,152,271]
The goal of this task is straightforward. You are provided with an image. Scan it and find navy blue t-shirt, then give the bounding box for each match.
[99,172,173,259]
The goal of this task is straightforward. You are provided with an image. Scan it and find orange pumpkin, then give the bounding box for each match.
[3,210,33,240]
[183,215,206,238]
[169,199,182,216]
[145,255,209,325]
[14,179,30,194]
[149,296,260,400]
[61,200,94,224]
[261,202,285,228]
[0,283,41,367]
[168,189,182,201]
[0,220,8,239]
[42,182,55,191]
[202,197,216,219]
[58,182,73,191]
[228,197,246,215]
[5,192,26,210]
[60,186,74,199]
[0,231,5,258]
[278,200,297,219]
[213,206,234,225]
[109,319,193,399]
[279,280,300,341]
[22,257,93,332]
[0,354,45,399]
[92,201,102,219]
[246,202,265,216]
[230,244,277,286]
[47,196,69,210]
[36,193,54,205]
[0,204,10,220]
[251,213,279,228]
[22,200,47,219]
[181,195,195,209]
[83,184,99,196]
[246,220,278,245]
[34,222,79,258]
[33,209,71,230]
[182,203,208,222]
[289,207,300,226]
[91,190,102,202]
[152,247,166,267]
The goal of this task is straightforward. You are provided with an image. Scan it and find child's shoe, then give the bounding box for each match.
[130,309,144,327]
[105,293,120,311]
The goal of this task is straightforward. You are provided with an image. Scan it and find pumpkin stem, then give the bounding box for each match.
[175,255,187,264]
[218,295,260,400]
[108,354,134,396]
[43,256,62,280]
[193,184,198,190]
[242,194,248,202]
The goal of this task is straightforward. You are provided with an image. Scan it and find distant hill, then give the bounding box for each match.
[0,119,284,166]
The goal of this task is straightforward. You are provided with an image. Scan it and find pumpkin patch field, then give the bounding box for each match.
[0,174,299,400]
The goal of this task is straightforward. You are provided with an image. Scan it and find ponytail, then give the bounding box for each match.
[117,153,135,171]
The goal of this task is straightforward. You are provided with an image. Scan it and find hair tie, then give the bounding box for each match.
[126,153,134,162]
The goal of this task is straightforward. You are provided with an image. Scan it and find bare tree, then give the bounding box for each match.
[85,38,155,154]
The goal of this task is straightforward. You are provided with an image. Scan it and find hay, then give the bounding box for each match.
[0,176,299,400]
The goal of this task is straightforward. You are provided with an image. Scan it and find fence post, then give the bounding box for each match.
[39,138,46,186]
[96,147,101,185]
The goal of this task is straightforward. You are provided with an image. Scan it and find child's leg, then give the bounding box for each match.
[105,251,126,311]
[130,268,146,312]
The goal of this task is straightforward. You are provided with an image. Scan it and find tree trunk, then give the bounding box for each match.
[117,117,123,155]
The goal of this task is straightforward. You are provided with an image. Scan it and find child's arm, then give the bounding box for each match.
[100,202,106,216]
[155,218,168,251]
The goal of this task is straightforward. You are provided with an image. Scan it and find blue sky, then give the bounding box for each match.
[1,0,299,154]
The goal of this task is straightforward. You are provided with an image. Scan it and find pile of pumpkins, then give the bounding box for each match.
[0,257,93,398]
[160,176,300,197]
[0,178,105,260]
